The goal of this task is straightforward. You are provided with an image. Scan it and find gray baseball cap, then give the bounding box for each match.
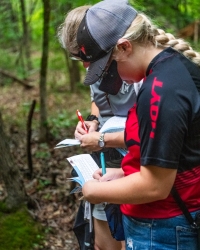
[77,0,137,86]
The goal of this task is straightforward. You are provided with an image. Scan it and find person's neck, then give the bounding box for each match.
[142,45,163,74]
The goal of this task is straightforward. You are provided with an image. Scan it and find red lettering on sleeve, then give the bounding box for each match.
[150,77,163,138]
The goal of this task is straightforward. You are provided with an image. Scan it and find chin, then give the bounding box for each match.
[124,80,134,84]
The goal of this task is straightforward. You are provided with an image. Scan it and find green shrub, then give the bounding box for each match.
[0,205,45,250]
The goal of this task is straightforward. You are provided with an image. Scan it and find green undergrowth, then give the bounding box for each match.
[0,203,45,250]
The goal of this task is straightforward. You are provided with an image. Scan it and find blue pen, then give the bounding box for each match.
[100,152,106,175]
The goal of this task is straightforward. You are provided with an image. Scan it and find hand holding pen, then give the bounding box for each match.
[76,109,88,133]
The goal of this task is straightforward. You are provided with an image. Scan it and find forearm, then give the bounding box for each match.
[91,101,99,116]
[83,173,157,204]
[104,131,126,148]
[80,130,126,150]
[82,165,177,204]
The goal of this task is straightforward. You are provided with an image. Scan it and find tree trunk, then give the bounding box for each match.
[0,112,28,209]
[39,0,51,142]
[19,0,32,71]
[27,100,36,178]
[194,20,199,45]
[64,51,80,92]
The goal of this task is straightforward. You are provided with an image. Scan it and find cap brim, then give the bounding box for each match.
[84,50,112,86]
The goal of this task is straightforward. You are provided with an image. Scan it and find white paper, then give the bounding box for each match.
[100,116,126,133]
[54,139,80,148]
[67,154,99,186]
[100,116,128,156]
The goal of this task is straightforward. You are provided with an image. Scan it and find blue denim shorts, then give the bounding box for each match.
[123,210,199,250]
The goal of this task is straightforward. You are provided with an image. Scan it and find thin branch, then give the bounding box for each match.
[27,99,36,178]
[0,68,33,88]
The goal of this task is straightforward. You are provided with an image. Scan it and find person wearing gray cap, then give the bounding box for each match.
[57,5,143,250]
[73,0,200,249]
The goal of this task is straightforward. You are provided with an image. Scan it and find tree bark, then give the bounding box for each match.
[39,0,51,142]
[64,51,80,92]
[0,112,28,209]
[19,0,32,71]
[27,100,36,178]
[194,20,199,44]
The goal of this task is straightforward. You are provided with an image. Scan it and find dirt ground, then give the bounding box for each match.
[0,80,91,250]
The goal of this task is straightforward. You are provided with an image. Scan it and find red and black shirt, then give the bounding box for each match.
[121,47,200,218]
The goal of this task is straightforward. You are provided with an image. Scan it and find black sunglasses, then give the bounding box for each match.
[70,51,91,62]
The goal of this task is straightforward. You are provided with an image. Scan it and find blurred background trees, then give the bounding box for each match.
[0,0,199,95]
[0,0,199,87]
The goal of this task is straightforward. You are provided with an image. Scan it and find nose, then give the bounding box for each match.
[83,62,90,68]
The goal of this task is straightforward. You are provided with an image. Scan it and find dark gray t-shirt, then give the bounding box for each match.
[90,81,137,127]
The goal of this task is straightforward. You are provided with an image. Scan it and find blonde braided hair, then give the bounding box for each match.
[123,13,200,67]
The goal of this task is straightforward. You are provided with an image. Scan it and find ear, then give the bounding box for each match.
[117,38,132,54]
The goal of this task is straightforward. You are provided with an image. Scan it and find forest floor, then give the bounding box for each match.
[0,80,91,250]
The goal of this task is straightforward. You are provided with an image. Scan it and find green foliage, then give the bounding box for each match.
[0,1,20,48]
[48,110,77,138]
[35,143,51,160]
[0,204,45,250]
[0,49,19,74]
[48,49,66,71]
[31,7,44,41]
[63,0,100,8]
[131,0,200,30]
[0,202,11,213]
[47,88,90,125]
[37,179,51,190]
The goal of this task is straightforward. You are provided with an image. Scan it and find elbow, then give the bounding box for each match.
[154,188,171,201]
[83,191,97,203]
[82,182,101,204]
[156,193,169,201]
[82,183,93,200]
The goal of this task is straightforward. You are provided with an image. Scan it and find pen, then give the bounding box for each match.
[76,109,88,132]
[100,152,106,175]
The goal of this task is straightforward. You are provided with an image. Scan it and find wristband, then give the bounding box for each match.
[86,114,99,122]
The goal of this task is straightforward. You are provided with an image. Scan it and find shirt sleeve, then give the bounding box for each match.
[138,60,196,169]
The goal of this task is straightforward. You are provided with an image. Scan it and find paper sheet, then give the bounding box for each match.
[100,116,127,133]
[67,154,99,186]
[55,139,80,148]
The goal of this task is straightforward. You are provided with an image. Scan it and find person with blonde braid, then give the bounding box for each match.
[66,0,200,249]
